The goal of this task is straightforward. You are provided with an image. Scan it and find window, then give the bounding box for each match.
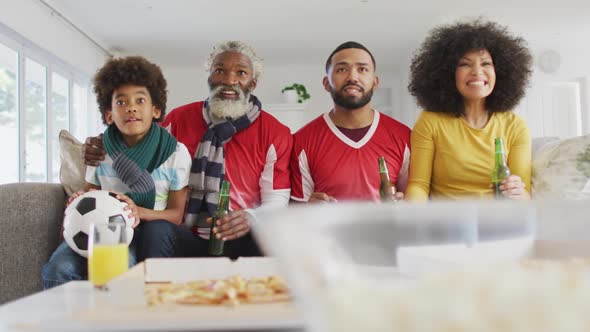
[72,83,88,140]
[51,72,70,182]
[24,57,47,182]
[0,26,91,184]
[0,42,18,184]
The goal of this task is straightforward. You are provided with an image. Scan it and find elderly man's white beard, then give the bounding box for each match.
[208,85,251,120]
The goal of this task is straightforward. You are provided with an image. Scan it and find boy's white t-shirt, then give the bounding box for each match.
[85,142,192,211]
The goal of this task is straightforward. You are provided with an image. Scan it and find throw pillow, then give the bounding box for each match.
[59,130,86,196]
[532,135,590,199]
[531,136,559,156]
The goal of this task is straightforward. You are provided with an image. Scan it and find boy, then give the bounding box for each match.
[42,56,192,289]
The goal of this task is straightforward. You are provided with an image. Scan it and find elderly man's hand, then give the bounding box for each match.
[208,210,252,241]
[83,134,106,166]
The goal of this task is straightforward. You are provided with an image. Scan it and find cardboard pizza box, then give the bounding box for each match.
[143,257,281,283]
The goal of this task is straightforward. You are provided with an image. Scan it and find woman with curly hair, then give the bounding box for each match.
[406,19,532,200]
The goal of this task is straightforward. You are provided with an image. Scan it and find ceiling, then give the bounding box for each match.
[45,0,590,71]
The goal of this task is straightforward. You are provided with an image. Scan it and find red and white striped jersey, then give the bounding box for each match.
[163,101,293,211]
[291,111,411,202]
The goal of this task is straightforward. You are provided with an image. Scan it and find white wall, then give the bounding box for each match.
[162,64,208,111]
[394,53,422,128]
[512,42,590,139]
[0,0,106,76]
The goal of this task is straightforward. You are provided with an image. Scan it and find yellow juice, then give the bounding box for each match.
[88,244,129,287]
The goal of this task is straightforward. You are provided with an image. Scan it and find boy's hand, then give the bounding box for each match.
[66,190,87,208]
[83,134,106,166]
[208,210,252,241]
[114,192,141,228]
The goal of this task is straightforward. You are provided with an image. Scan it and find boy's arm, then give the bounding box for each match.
[135,186,189,225]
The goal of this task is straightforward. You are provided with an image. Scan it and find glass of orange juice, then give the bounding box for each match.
[87,223,129,290]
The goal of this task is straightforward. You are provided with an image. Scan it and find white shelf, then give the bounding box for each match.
[265,103,308,133]
[265,103,306,112]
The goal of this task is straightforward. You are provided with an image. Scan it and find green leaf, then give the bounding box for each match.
[281,83,310,102]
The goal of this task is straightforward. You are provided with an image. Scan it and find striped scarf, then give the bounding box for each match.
[185,95,261,227]
[103,123,178,209]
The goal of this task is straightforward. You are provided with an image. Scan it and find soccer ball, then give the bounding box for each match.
[63,190,135,257]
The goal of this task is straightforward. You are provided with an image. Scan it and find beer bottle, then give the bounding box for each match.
[378,156,396,202]
[492,137,511,199]
[208,180,230,256]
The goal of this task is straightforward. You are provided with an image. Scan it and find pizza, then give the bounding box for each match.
[145,275,290,306]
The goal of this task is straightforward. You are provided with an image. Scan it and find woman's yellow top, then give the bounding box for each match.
[406,111,531,201]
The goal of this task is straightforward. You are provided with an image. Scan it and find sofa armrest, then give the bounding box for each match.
[0,182,66,304]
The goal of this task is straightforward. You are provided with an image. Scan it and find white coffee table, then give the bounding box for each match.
[0,260,305,332]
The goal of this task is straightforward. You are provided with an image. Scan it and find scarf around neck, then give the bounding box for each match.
[185,95,261,225]
[103,122,177,209]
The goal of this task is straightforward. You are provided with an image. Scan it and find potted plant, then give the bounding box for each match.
[281,83,310,104]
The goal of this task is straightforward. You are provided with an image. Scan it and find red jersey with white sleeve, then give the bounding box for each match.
[162,101,293,212]
[291,111,411,202]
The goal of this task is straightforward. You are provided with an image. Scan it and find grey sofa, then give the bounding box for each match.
[0,183,66,304]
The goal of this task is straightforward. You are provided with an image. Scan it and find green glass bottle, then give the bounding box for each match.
[208,180,230,256]
[492,137,511,199]
[378,157,396,202]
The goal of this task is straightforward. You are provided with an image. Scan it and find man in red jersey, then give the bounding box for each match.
[84,41,292,258]
[290,41,410,203]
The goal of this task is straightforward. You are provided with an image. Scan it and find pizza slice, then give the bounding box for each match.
[145,275,290,306]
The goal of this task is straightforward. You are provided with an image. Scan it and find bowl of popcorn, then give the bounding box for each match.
[254,200,590,332]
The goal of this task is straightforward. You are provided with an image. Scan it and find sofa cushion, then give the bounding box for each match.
[532,135,590,199]
[59,130,86,196]
[531,136,559,156]
[0,183,65,304]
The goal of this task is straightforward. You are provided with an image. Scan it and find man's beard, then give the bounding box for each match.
[330,84,373,110]
[208,84,252,119]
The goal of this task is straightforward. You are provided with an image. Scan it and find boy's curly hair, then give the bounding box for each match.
[408,19,532,116]
[93,56,167,125]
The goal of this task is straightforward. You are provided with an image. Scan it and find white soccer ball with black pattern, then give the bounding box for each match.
[63,190,134,257]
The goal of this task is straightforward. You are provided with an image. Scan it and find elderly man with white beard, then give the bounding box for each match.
[83,41,293,258]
